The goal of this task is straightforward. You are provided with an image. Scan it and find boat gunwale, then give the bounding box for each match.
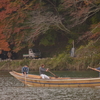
[9,71,100,82]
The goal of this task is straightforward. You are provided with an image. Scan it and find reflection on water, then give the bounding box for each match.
[0,71,100,100]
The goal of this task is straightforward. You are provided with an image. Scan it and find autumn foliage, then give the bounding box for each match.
[0,0,100,52]
[0,33,10,51]
[0,0,38,52]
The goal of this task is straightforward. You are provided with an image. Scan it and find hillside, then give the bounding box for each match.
[0,0,100,71]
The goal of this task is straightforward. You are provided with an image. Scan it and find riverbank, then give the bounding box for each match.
[0,48,100,71]
[0,58,55,71]
[0,57,75,71]
[0,56,90,71]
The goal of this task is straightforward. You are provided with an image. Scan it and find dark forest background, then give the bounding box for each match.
[0,0,100,70]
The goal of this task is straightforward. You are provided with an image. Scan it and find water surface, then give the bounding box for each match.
[0,71,100,100]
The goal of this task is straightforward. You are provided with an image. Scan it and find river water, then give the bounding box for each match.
[0,71,100,100]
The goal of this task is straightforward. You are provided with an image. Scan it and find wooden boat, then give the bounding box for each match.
[9,71,100,87]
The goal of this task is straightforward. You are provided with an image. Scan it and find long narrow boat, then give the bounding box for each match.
[9,71,100,87]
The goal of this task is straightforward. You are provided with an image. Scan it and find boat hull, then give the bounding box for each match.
[9,71,100,87]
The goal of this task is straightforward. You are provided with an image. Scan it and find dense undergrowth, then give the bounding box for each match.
[0,40,100,71]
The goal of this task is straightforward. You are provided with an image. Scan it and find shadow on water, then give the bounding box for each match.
[0,71,100,100]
